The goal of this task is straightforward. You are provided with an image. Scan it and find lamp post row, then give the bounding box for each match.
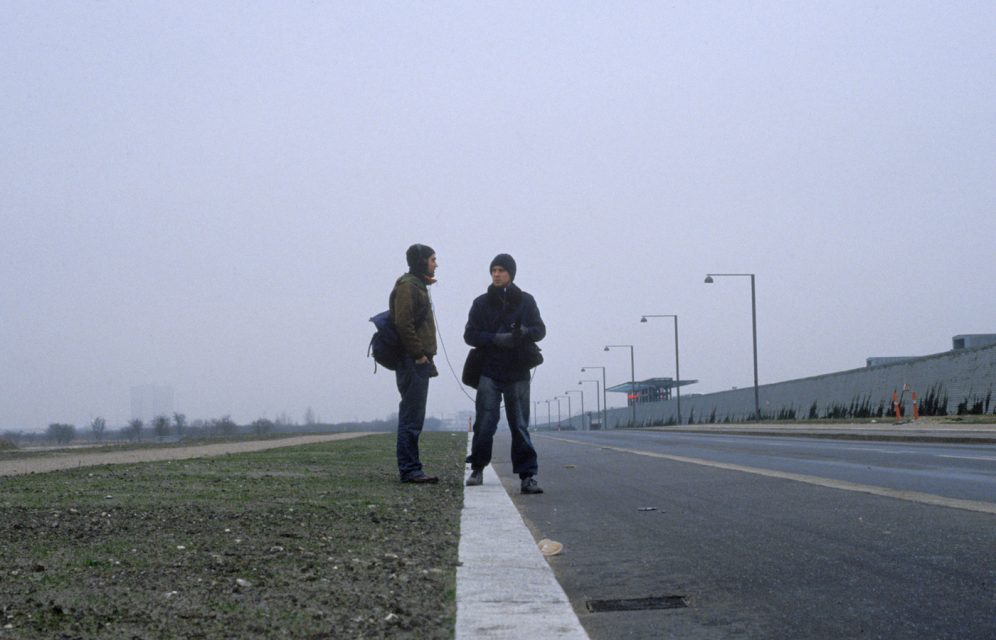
[565,389,583,429]
[578,379,600,428]
[580,366,607,430]
[604,344,636,427]
[705,273,760,421]
[539,272,758,428]
[641,314,681,425]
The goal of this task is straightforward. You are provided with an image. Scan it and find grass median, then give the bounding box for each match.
[0,432,467,639]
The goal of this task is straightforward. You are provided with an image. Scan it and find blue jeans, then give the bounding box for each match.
[468,376,538,478]
[395,357,432,481]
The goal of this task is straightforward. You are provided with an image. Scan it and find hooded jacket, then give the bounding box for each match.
[463,283,545,382]
[390,273,436,360]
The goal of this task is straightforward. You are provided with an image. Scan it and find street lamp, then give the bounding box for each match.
[565,389,583,429]
[579,379,601,430]
[705,273,760,421]
[605,344,637,427]
[544,399,552,428]
[553,396,562,429]
[641,314,682,425]
[580,366,608,429]
[559,393,573,430]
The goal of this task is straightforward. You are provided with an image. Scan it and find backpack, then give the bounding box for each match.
[368,310,402,371]
[369,277,430,372]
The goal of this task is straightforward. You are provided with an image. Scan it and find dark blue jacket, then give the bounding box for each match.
[464,284,546,382]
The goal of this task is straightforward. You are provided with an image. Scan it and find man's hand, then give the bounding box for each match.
[416,355,429,364]
[493,332,516,348]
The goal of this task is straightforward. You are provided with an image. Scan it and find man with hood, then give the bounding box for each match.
[390,243,439,483]
[463,253,546,494]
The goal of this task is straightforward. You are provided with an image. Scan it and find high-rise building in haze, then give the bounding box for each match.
[130,384,174,424]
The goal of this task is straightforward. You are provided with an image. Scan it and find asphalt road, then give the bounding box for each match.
[488,429,996,640]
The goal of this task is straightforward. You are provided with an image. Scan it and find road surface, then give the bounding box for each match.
[491,429,996,639]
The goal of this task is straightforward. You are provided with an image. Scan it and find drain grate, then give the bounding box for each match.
[586,595,688,613]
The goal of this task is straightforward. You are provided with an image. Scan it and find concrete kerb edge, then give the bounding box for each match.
[456,435,589,639]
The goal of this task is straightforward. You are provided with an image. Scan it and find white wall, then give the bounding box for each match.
[600,344,996,427]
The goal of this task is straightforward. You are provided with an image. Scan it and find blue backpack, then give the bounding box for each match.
[368,310,402,371]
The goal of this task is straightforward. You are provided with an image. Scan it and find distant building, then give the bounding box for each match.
[952,334,996,350]
[606,377,698,405]
[866,334,996,367]
[130,384,174,424]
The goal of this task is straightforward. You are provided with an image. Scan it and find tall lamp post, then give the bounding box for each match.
[558,394,572,430]
[580,366,608,429]
[565,389,583,430]
[554,396,562,429]
[641,314,682,425]
[604,344,637,427]
[579,379,601,430]
[705,273,760,421]
[544,399,552,429]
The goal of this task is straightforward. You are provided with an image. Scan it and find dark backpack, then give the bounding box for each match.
[368,310,402,371]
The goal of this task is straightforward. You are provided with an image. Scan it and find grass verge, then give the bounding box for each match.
[0,432,466,639]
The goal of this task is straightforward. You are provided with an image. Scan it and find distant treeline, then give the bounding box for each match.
[2,413,446,448]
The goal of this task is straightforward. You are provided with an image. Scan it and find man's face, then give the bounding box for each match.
[491,265,511,288]
[425,254,437,277]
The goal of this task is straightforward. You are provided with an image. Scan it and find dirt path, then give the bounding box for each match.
[0,433,374,477]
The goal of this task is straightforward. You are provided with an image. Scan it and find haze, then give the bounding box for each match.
[2,1,993,431]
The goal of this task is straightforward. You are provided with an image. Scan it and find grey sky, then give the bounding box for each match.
[2,1,993,431]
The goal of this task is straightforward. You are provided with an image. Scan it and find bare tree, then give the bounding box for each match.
[152,415,171,439]
[251,418,274,436]
[211,415,237,437]
[304,407,316,426]
[47,423,76,445]
[90,417,106,442]
[173,412,187,437]
[125,419,143,441]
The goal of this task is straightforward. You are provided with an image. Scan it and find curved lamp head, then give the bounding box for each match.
[640,316,648,323]
[704,275,714,283]
[603,346,610,351]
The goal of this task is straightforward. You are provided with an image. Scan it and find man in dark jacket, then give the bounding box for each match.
[464,253,546,494]
[390,243,439,484]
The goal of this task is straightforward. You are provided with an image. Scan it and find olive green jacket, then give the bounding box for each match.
[389,273,436,360]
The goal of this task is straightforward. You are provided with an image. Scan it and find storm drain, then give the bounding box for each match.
[585,595,688,613]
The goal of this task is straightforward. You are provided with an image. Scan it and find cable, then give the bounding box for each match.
[428,288,476,404]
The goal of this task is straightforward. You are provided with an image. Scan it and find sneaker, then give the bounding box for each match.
[466,468,483,486]
[520,477,543,494]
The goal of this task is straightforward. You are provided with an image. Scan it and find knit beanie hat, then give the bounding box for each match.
[406,243,435,275]
[489,253,516,281]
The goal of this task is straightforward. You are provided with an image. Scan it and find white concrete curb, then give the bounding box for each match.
[456,437,589,639]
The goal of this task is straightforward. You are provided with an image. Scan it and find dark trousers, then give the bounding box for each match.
[468,375,538,478]
[395,357,431,481]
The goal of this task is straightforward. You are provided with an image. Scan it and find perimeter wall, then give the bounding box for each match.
[600,343,996,428]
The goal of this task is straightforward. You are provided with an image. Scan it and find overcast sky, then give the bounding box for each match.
[2,1,993,431]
